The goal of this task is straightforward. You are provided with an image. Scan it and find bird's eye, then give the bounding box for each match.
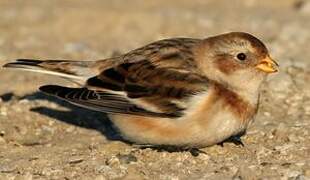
[236,53,247,61]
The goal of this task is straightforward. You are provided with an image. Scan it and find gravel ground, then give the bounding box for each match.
[0,0,309,179]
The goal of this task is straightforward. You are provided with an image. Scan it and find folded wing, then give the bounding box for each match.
[6,38,210,117]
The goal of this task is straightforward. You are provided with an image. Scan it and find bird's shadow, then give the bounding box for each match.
[1,91,124,142]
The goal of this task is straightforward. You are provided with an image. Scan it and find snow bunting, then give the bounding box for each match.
[3,32,278,148]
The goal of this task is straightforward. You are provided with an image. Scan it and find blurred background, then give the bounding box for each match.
[0,0,309,179]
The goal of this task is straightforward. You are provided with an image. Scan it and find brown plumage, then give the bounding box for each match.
[3,32,279,148]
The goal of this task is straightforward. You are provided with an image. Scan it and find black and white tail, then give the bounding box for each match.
[3,59,97,83]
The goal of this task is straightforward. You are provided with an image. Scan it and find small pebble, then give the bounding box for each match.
[69,158,84,164]
[116,153,138,164]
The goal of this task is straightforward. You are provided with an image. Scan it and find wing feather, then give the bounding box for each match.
[39,85,180,118]
[85,38,209,116]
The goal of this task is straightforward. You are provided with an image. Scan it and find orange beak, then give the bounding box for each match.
[256,56,279,73]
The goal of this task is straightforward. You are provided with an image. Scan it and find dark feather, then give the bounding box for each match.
[39,85,180,118]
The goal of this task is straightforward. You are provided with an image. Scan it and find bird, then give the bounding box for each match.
[3,32,278,150]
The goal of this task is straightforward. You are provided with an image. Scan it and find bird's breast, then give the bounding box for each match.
[179,85,257,145]
[183,84,257,124]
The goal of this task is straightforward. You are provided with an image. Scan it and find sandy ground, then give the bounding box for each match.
[0,0,309,179]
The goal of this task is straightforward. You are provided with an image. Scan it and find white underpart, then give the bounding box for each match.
[178,91,245,146]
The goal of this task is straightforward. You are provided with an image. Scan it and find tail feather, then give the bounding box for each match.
[3,59,96,83]
[3,59,43,68]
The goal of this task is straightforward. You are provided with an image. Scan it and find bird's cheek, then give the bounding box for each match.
[216,59,240,75]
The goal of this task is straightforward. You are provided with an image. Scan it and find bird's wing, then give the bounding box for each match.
[40,38,210,117]
[39,85,178,117]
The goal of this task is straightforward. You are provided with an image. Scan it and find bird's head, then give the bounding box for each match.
[198,32,279,93]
